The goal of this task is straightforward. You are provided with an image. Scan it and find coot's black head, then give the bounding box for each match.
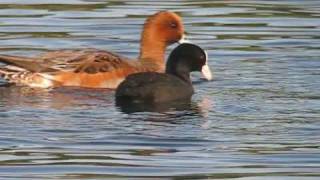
[165,43,212,82]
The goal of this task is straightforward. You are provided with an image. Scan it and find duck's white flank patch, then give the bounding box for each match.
[34,73,54,88]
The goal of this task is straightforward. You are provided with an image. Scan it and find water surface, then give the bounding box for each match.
[0,0,320,179]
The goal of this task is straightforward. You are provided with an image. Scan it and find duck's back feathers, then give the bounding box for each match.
[0,49,134,73]
[0,54,53,72]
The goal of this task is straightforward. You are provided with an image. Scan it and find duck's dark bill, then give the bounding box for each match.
[178,34,190,44]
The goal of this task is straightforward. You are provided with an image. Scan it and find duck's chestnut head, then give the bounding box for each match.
[143,11,185,45]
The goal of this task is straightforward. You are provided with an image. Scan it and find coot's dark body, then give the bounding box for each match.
[116,72,193,103]
[115,43,212,107]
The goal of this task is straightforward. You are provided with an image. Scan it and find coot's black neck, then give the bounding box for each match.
[165,60,192,84]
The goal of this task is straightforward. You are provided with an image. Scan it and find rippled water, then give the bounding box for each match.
[0,0,319,179]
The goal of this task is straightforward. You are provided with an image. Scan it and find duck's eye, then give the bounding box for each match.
[170,22,177,29]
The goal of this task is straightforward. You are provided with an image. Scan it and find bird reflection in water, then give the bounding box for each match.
[115,97,192,113]
[0,84,114,110]
[116,95,213,120]
[0,83,213,119]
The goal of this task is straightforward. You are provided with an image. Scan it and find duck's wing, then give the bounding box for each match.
[0,49,134,74]
[0,54,55,72]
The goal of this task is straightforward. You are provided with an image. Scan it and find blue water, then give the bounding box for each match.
[0,0,319,179]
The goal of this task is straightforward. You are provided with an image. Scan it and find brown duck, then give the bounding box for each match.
[0,11,185,88]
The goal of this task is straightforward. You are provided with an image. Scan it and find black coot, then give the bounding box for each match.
[115,43,212,107]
